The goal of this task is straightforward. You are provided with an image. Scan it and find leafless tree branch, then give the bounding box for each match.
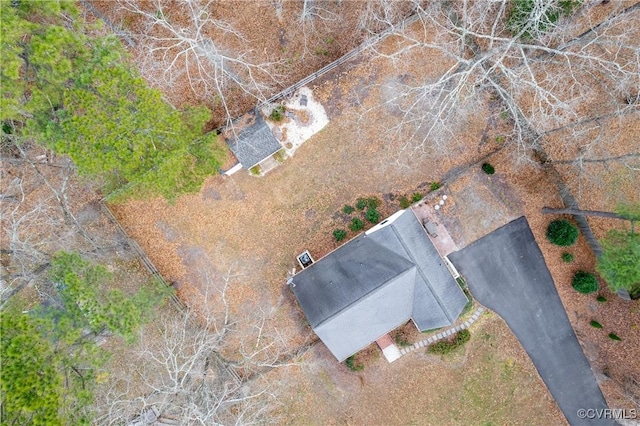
[120,0,283,126]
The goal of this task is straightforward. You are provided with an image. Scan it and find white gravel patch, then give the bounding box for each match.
[262,87,329,157]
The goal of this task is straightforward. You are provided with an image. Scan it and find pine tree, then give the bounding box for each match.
[1,2,226,200]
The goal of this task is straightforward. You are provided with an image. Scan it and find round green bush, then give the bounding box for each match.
[365,207,380,224]
[366,197,381,209]
[342,205,355,215]
[349,218,364,232]
[561,252,574,263]
[572,271,599,294]
[481,163,495,175]
[608,333,621,341]
[589,320,602,329]
[429,182,442,191]
[333,229,347,242]
[345,355,364,371]
[269,105,286,121]
[546,219,579,246]
[355,198,367,210]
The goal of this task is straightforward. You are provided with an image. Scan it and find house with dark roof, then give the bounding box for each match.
[290,209,468,361]
[226,108,282,171]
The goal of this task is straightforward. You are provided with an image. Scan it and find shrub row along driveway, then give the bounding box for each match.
[449,217,614,426]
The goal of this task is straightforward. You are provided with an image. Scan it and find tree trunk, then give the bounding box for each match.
[541,207,630,220]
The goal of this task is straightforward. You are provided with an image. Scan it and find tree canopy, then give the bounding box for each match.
[615,203,640,230]
[51,251,170,343]
[1,252,170,424]
[595,204,640,296]
[0,0,84,124]
[41,42,226,199]
[1,1,226,200]
[597,230,640,295]
[0,301,97,425]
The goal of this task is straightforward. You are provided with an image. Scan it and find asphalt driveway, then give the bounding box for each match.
[448,217,614,426]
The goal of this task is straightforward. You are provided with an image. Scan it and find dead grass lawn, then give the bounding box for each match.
[110,13,639,424]
[272,314,564,425]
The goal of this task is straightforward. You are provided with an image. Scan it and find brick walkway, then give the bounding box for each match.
[376,334,394,349]
[376,334,402,362]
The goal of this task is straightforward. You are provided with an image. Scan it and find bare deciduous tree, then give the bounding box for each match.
[358,0,640,162]
[0,137,142,305]
[0,143,87,303]
[120,0,282,126]
[299,0,338,23]
[94,266,299,425]
[295,0,342,60]
[358,0,415,38]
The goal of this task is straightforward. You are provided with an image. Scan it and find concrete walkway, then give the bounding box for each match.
[376,334,401,362]
[378,306,485,362]
[257,155,280,175]
[397,307,485,358]
[448,217,614,426]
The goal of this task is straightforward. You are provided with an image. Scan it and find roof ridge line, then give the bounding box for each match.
[314,265,417,328]
[387,220,454,324]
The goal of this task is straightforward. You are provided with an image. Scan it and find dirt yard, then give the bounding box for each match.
[110,10,639,424]
[106,88,600,425]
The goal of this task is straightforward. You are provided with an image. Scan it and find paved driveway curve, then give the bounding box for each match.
[448,217,615,426]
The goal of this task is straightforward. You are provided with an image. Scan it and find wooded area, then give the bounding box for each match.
[1,0,638,424]
[1,0,225,201]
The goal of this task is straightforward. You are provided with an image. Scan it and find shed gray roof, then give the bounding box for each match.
[227,110,282,169]
[291,209,467,361]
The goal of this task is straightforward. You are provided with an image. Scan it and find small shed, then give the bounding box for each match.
[226,109,282,170]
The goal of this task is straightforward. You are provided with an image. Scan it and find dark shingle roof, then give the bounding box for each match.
[291,209,468,361]
[369,211,466,329]
[293,234,414,327]
[227,110,282,169]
